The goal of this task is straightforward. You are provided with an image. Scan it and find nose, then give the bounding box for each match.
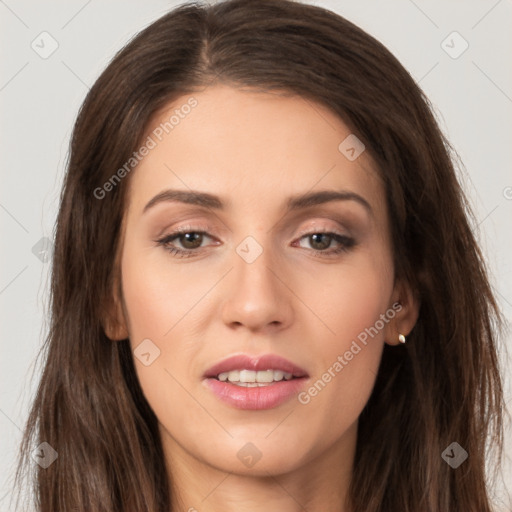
[220,239,294,333]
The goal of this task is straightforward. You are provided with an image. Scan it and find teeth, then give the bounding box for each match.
[273,370,284,381]
[216,369,294,384]
[239,369,256,382]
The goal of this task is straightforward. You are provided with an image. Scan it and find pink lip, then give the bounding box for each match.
[203,354,309,410]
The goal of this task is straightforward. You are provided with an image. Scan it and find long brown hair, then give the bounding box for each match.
[13,0,507,510]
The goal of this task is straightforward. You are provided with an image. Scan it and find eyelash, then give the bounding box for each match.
[154,225,356,259]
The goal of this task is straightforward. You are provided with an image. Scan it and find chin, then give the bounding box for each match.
[215,454,304,477]
[197,435,312,477]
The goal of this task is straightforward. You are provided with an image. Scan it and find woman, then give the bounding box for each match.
[13,0,506,510]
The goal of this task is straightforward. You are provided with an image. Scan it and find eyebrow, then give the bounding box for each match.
[142,188,372,215]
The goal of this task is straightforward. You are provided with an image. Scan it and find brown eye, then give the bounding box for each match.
[155,228,215,258]
[308,233,333,251]
[294,231,356,257]
[177,232,204,249]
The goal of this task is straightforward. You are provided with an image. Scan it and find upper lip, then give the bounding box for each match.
[203,354,309,379]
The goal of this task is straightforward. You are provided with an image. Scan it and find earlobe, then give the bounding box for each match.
[384,280,420,346]
[103,312,129,341]
[102,238,130,341]
[101,277,129,341]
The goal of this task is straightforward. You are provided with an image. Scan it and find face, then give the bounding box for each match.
[109,84,414,479]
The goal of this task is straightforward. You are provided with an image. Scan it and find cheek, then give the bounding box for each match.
[120,250,211,451]
[296,248,394,351]
[293,261,392,427]
[120,240,208,342]
[119,242,203,392]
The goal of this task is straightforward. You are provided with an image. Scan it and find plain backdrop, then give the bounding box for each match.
[1,0,511,510]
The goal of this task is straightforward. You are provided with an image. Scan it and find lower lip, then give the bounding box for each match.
[204,377,308,410]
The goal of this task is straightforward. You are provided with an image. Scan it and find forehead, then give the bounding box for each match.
[125,84,385,217]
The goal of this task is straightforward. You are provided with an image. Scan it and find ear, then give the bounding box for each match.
[101,262,129,342]
[102,292,129,341]
[383,278,420,346]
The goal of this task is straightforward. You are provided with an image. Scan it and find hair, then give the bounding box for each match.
[12,0,507,511]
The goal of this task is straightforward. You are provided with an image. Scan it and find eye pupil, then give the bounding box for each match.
[310,233,331,250]
[181,232,203,249]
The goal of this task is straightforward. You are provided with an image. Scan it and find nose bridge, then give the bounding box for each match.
[234,231,282,300]
[220,230,293,330]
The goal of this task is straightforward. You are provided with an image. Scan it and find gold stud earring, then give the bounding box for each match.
[398,333,406,344]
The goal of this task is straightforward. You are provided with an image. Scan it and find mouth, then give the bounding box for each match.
[203,354,309,410]
[215,369,297,387]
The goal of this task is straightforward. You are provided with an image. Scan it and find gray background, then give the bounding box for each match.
[1,0,511,510]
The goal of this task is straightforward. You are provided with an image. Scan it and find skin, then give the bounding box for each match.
[106,84,419,512]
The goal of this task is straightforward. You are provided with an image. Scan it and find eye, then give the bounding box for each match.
[155,225,217,258]
[293,229,355,257]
